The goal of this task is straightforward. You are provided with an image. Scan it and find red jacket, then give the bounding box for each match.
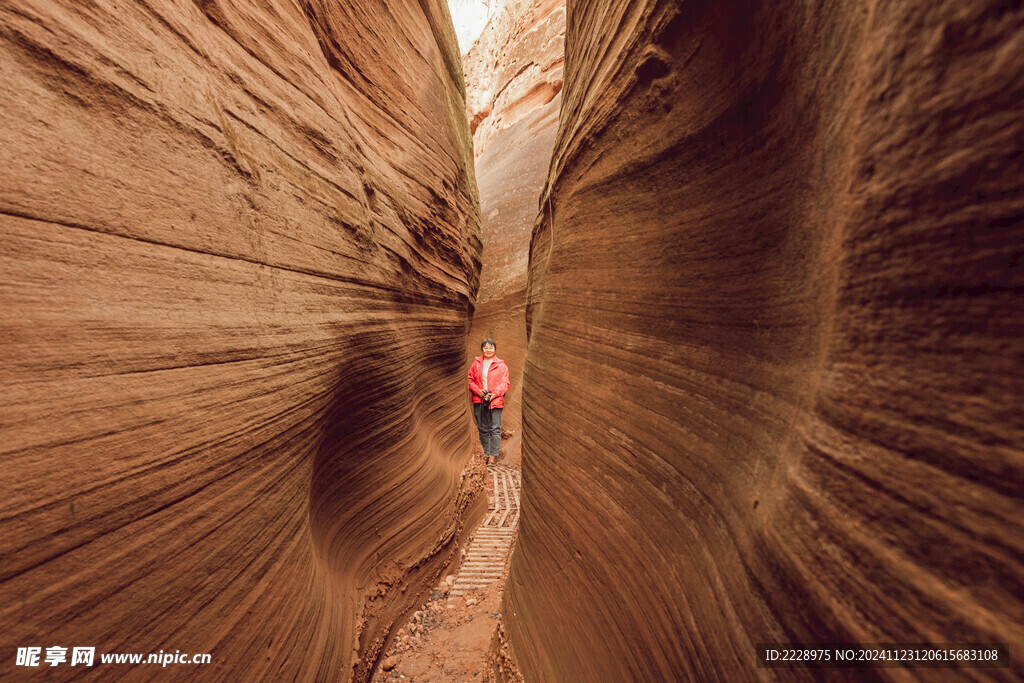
[468,355,510,409]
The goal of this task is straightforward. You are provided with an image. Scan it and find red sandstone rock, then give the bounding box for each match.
[0,1,482,679]
[463,0,564,465]
[505,0,1024,679]
[464,0,564,159]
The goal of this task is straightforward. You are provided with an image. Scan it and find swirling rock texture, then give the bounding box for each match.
[0,0,484,680]
[463,0,564,464]
[506,0,1024,679]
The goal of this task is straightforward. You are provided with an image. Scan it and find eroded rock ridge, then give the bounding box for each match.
[0,1,481,679]
[506,0,1024,679]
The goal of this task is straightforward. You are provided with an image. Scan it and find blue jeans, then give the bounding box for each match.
[473,403,502,457]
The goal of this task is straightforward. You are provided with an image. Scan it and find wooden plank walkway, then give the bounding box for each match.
[450,464,520,597]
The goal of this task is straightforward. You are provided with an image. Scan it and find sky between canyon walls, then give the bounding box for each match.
[448,0,493,53]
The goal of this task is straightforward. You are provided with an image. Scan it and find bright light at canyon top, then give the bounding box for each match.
[448,0,493,54]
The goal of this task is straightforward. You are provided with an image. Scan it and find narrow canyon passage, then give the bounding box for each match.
[460,0,565,469]
[371,465,521,680]
[1,0,1022,681]
[369,4,564,676]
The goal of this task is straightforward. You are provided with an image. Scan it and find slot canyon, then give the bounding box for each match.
[1,0,1021,681]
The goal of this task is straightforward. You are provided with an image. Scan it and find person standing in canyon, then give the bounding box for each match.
[468,339,510,466]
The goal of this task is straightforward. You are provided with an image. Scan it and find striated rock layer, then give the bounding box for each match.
[463,0,564,464]
[0,0,482,679]
[506,0,1024,679]
[464,0,564,160]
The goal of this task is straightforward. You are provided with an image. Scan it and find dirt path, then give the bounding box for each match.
[372,465,521,681]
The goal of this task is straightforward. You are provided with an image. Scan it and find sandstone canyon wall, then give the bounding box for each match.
[0,1,483,679]
[506,0,1024,679]
[463,0,564,464]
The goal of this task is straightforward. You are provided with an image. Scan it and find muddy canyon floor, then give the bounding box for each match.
[1,0,1022,681]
